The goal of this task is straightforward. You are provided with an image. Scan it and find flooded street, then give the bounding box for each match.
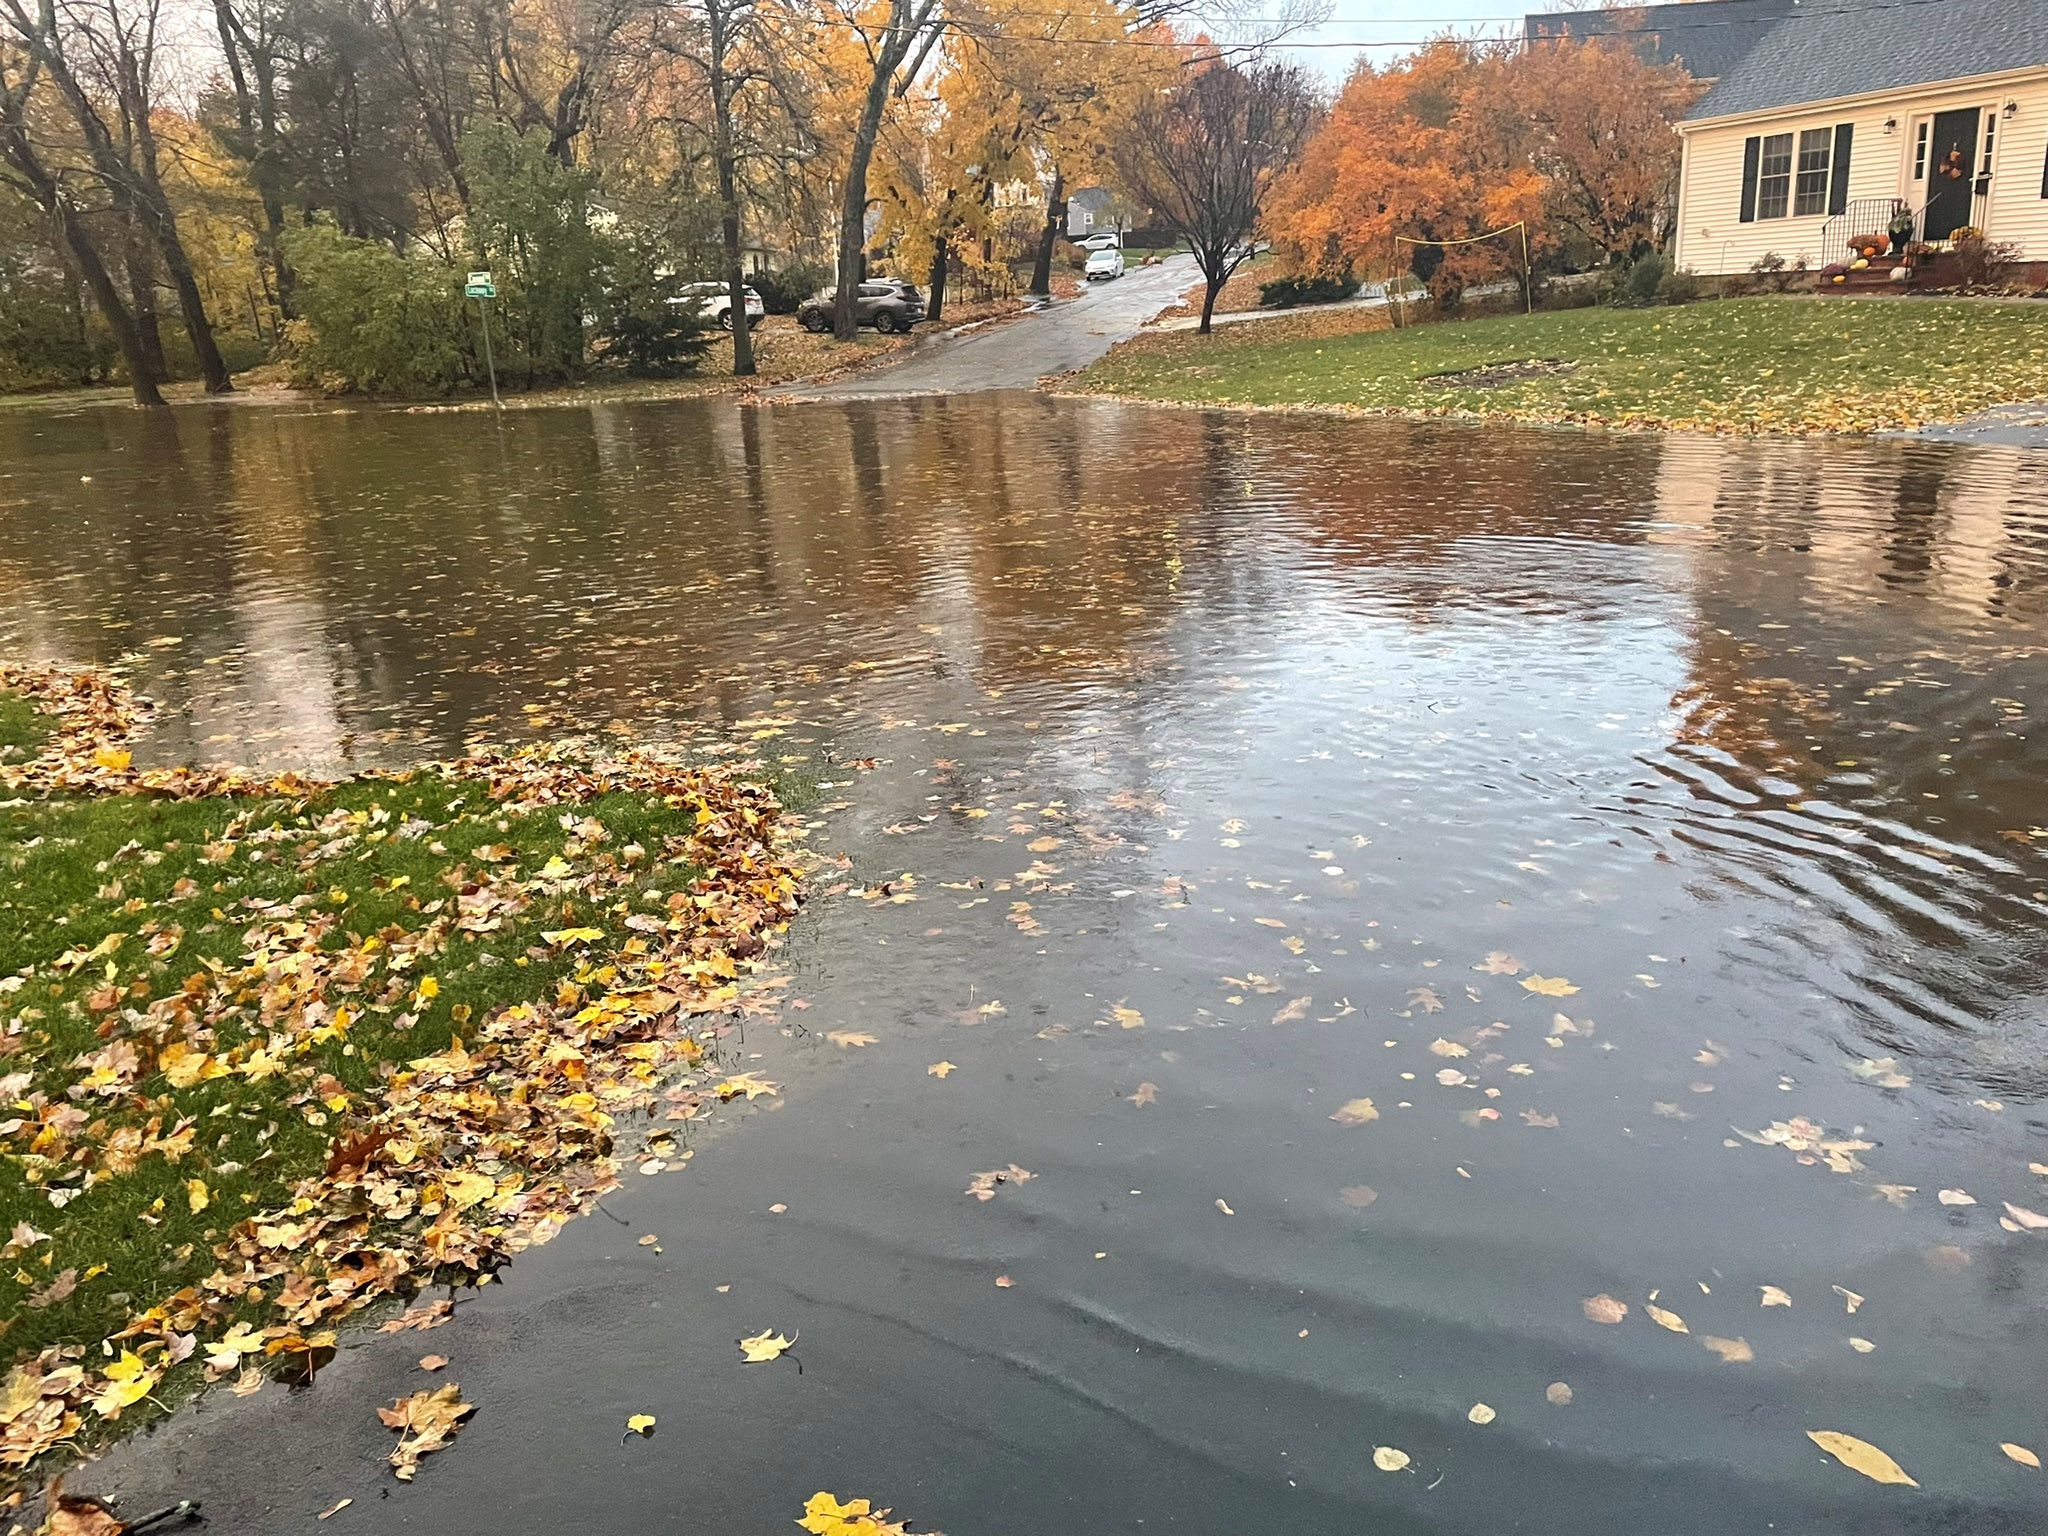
[3,395,2045,1532]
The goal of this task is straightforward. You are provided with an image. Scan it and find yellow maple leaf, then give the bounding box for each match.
[1328,1098,1379,1126]
[1520,975,1579,997]
[716,1073,780,1101]
[186,1178,210,1214]
[739,1329,796,1364]
[541,927,605,946]
[90,1351,157,1418]
[626,1414,656,1435]
[796,1492,911,1536]
[206,1323,266,1372]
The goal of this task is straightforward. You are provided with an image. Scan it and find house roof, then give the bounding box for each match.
[1685,0,2048,122]
[1523,0,1797,82]
[1068,187,1119,213]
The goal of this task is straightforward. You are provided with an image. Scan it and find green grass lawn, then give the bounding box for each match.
[1,672,802,1476]
[1071,296,2048,434]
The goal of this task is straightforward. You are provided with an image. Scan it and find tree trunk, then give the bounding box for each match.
[926,238,948,326]
[130,106,235,393]
[834,60,893,342]
[707,16,754,378]
[1028,169,1065,299]
[1199,270,1223,335]
[125,240,169,384]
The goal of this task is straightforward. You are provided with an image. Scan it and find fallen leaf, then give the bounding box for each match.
[1128,1081,1158,1106]
[378,1384,474,1480]
[926,1061,956,1078]
[1271,996,1312,1025]
[797,1491,912,1536]
[2000,1442,2041,1468]
[966,1163,1034,1200]
[994,1275,1013,1288]
[1475,952,1524,975]
[1521,975,1579,997]
[1339,1185,1378,1208]
[1701,1335,1752,1363]
[1329,1098,1379,1126]
[1467,1402,1496,1425]
[1760,1285,1792,1307]
[1832,1285,1865,1314]
[186,1178,210,1214]
[1216,1198,1236,1216]
[1937,1188,1975,1206]
[1429,1038,1469,1058]
[1849,1337,1875,1353]
[1646,1305,1689,1334]
[1111,1004,1145,1030]
[418,1354,448,1372]
[1806,1429,1917,1487]
[318,1498,352,1520]
[1545,1381,1574,1405]
[1372,1446,1411,1473]
[1582,1294,1628,1325]
[626,1414,657,1435]
[826,1030,877,1048]
[739,1330,796,1363]
[2003,1201,2048,1230]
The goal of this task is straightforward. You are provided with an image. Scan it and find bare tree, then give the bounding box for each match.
[0,40,165,403]
[1118,57,1318,333]
[828,0,942,341]
[3,0,236,390]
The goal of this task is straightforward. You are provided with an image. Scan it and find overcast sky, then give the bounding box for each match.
[1256,1,1537,82]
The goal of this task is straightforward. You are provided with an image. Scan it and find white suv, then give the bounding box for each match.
[671,281,765,331]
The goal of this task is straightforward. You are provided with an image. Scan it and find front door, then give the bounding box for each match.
[1923,106,1981,240]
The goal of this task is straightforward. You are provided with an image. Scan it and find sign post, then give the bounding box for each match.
[465,271,501,409]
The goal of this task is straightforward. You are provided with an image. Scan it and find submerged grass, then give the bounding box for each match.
[1070,297,2048,435]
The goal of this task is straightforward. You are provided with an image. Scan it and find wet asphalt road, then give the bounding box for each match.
[780,254,1198,399]
[5,397,2047,1535]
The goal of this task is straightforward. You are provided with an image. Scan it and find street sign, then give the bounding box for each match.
[466,272,501,407]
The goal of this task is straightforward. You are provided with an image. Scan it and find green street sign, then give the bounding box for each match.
[466,270,495,299]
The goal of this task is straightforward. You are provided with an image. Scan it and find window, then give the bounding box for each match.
[1914,120,1930,180]
[1756,132,1794,220]
[1980,108,1997,177]
[1794,126,1834,216]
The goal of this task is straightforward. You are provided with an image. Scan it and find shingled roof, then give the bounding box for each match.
[1686,0,2048,121]
[1524,0,1797,83]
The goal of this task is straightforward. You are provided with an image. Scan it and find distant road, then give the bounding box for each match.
[776,253,1198,399]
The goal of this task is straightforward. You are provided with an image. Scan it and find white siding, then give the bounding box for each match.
[1673,70,2048,274]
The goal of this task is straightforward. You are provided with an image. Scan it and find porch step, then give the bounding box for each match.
[1815,253,1964,293]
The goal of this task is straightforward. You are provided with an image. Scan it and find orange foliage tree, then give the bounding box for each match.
[1270,34,1692,302]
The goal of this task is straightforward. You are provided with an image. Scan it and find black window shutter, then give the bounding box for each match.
[1740,136,1762,222]
[1828,123,1855,214]
[2041,142,2048,198]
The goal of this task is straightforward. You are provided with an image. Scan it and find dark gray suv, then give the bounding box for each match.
[798,280,925,333]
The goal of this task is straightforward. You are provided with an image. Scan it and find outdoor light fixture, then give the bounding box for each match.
[2004,100,2019,119]
[1883,116,1898,134]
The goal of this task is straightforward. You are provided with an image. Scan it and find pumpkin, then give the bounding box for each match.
[1851,258,1869,270]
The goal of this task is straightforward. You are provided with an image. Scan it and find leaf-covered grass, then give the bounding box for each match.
[0,692,47,761]
[0,759,706,1370]
[1,674,806,1476]
[1070,296,2048,434]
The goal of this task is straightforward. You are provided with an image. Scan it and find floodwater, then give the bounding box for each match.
[3,396,2046,1533]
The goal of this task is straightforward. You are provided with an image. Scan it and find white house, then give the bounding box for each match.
[1672,0,2048,275]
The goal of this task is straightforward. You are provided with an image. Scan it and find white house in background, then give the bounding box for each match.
[1672,0,2048,275]
[1065,188,1129,239]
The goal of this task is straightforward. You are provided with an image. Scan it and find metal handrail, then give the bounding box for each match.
[1818,197,1926,269]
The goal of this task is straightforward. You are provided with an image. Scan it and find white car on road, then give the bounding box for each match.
[1084,246,1125,281]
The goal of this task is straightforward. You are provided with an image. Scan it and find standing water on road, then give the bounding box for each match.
[2,395,2045,1534]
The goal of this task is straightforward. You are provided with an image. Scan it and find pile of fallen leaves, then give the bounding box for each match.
[0,663,804,1483]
